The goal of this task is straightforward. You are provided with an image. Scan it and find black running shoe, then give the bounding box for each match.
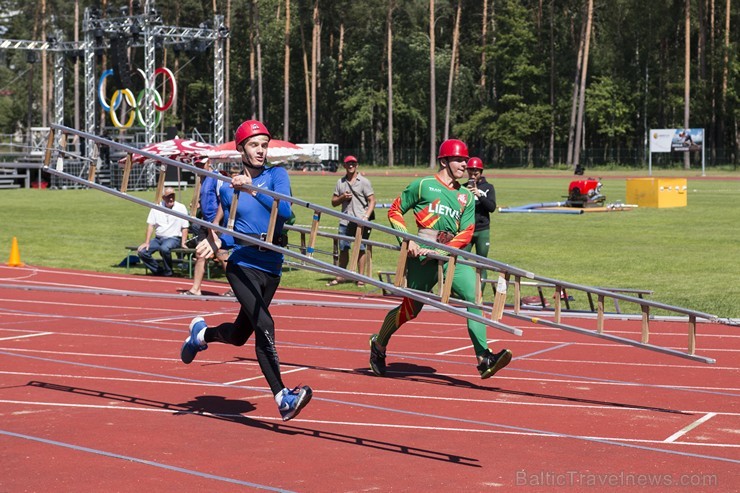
[477,348,512,379]
[369,334,387,376]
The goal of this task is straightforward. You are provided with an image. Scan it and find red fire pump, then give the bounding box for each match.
[566,178,605,208]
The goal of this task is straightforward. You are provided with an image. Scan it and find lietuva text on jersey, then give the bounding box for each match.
[387,176,475,253]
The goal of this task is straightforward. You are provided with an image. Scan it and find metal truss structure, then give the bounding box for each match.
[0,0,228,158]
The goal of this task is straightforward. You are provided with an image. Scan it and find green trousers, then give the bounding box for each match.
[377,256,489,356]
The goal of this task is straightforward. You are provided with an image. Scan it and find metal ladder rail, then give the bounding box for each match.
[45,125,726,360]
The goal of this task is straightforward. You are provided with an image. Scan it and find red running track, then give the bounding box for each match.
[0,265,738,492]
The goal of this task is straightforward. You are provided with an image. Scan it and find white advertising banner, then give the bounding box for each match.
[650,128,704,153]
[648,128,706,176]
[649,129,675,153]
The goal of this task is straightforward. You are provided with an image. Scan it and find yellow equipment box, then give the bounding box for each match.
[626,178,687,208]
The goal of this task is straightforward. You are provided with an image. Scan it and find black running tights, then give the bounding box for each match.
[204,262,284,395]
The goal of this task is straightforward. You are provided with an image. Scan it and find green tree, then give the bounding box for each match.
[457,0,549,166]
[585,75,634,162]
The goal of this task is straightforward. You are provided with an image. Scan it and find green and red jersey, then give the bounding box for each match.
[388,175,475,252]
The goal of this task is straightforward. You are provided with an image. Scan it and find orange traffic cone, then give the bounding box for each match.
[7,237,23,267]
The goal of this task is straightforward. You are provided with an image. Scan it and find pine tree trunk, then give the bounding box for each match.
[74,0,80,133]
[721,0,731,153]
[684,0,691,170]
[225,0,232,137]
[338,23,344,86]
[283,0,291,141]
[387,2,395,167]
[300,24,311,139]
[710,0,716,161]
[698,0,706,80]
[311,0,320,143]
[567,10,586,166]
[429,0,437,168]
[444,0,462,140]
[41,0,47,127]
[249,1,256,119]
[480,0,488,90]
[255,3,264,121]
[548,0,555,166]
[572,0,593,170]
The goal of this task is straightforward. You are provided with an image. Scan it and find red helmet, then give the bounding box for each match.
[467,157,484,170]
[437,139,469,159]
[343,155,358,164]
[234,120,271,147]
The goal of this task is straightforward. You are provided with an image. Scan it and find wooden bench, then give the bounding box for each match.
[380,270,651,314]
[587,287,653,313]
[481,278,651,314]
[124,246,216,278]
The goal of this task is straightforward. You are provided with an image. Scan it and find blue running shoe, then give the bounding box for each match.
[180,317,208,364]
[277,385,313,421]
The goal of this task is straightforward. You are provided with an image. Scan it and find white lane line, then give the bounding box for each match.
[664,413,718,443]
[223,375,264,385]
[3,346,740,394]
[0,298,178,312]
[436,339,499,355]
[1,399,739,450]
[436,344,475,355]
[515,343,572,360]
[223,367,308,386]
[0,332,53,342]
[143,312,233,323]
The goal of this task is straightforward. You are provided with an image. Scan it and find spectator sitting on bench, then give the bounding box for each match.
[137,187,190,277]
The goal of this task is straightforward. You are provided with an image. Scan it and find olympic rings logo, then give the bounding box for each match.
[97,67,177,129]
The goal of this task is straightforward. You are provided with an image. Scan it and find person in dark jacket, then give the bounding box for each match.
[463,157,496,286]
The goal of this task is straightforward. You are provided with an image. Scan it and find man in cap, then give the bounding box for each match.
[327,155,375,286]
[137,187,190,277]
[368,139,512,380]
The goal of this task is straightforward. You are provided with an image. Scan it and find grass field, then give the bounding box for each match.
[1,168,738,319]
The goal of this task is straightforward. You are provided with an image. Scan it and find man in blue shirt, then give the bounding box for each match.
[183,160,223,295]
[179,120,312,422]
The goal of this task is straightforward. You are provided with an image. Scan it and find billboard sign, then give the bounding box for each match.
[650,128,704,153]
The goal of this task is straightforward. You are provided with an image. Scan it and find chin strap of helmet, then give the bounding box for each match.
[243,159,262,170]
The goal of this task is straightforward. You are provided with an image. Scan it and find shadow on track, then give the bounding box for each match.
[26,380,480,467]
[365,362,690,415]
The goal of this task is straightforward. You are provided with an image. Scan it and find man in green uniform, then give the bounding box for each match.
[369,139,512,379]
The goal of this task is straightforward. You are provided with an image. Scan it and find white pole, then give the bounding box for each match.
[701,128,705,176]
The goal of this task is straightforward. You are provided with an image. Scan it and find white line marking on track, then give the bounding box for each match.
[436,344,475,355]
[223,367,308,386]
[515,343,572,360]
[143,312,233,323]
[664,413,718,443]
[436,339,500,355]
[222,375,264,385]
[3,345,739,394]
[0,371,265,389]
[0,332,53,341]
[3,367,739,416]
[1,399,738,449]
[0,347,262,366]
[0,297,184,313]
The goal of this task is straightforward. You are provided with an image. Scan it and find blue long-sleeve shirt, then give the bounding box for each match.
[199,172,221,222]
[219,166,293,275]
